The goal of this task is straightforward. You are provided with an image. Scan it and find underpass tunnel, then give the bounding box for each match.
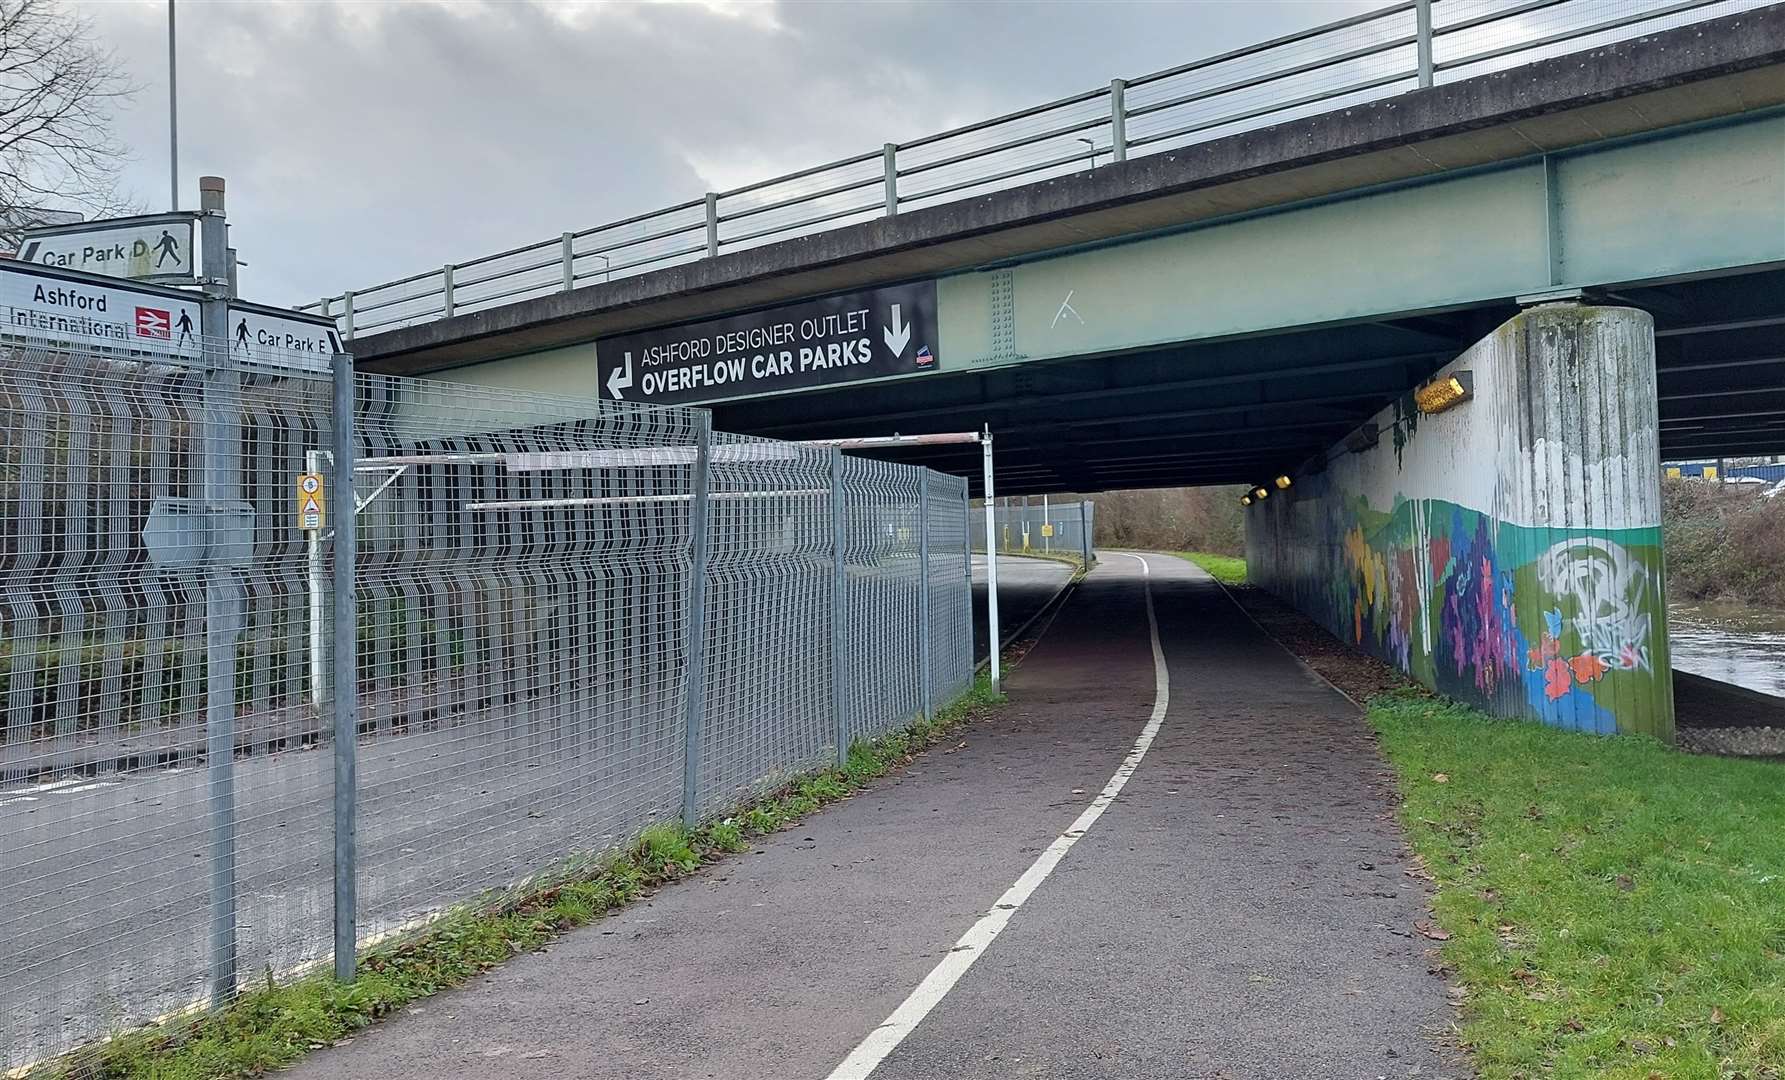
[712,264,1785,747]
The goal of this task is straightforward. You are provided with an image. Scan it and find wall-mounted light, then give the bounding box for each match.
[1252,486,1269,501]
[1239,495,1252,507]
[1345,422,1380,454]
[1274,475,1292,490]
[1415,370,1474,415]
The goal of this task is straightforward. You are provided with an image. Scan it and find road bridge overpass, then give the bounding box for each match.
[341,4,1785,496]
[333,3,1785,741]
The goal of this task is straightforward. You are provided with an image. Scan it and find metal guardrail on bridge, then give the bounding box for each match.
[301,0,1766,340]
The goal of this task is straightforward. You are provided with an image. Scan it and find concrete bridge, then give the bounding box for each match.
[332,3,1785,741]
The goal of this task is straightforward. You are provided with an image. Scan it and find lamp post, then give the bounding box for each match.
[1077,137,1099,170]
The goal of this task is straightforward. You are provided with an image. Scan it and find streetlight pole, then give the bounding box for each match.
[1077,137,1098,170]
[168,0,179,210]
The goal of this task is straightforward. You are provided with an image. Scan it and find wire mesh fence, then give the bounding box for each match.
[0,336,975,1073]
[975,500,1097,563]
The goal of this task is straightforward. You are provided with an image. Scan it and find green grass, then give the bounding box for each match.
[1370,689,1785,1079]
[46,678,1006,1080]
[1178,551,1246,585]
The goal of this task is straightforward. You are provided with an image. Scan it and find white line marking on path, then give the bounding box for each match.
[825,553,1170,1080]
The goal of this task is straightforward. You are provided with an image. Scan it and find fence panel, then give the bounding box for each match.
[0,341,976,1073]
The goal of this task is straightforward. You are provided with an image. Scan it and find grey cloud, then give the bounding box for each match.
[73,0,1369,308]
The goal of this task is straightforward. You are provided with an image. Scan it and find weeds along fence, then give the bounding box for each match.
[0,335,974,1072]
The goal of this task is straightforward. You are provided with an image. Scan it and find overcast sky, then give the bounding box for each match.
[72,0,1373,309]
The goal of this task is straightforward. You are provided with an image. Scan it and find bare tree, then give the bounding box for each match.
[0,0,134,245]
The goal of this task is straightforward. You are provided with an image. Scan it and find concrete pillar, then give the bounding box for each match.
[1246,304,1672,740]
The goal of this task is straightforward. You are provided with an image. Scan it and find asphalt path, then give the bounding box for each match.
[288,553,1463,1080]
[971,553,1077,661]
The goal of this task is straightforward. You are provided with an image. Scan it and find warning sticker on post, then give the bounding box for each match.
[296,472,326,531]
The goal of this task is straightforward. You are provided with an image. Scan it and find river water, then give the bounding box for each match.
[1669,601,1785,700]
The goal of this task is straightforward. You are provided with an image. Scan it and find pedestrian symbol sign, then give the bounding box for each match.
[297,473,326,531]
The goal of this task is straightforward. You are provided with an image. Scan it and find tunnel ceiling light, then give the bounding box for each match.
[1345,423,1380,454]
[1415,370,1475,415]
[1252,486,1270,501]
[1240,495,1252,506]
[1274,475,1292,490]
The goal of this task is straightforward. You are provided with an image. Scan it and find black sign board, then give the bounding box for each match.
[596,280,940,406]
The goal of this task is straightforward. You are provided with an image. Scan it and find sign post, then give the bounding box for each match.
[197,176,241,1007]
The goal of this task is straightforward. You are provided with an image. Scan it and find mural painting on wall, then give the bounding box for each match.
[1327,498,1666,734]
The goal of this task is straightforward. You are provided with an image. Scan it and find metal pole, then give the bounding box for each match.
[830,447,849,763]
[1042,492,1050,552]
[306,449,326,715]
[705,193,720,257]
[342,290,354,340]
[961,480,974,679]
[167,1,178,210]
[1109,79,1128,163]
[1415,0,1434,88]
[680,415,713,826]
[918,470,932,720]
[442,265,454,318]
[561,232,575,291]
[981,430,1000,693]
[883,143,899,216]
[330,351,358,982]
[198,176,239,1005]
[1080,500,1092,566]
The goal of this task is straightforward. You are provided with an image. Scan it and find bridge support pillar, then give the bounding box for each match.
[1247,304,1673,740]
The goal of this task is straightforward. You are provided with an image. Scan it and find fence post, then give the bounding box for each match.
[1080,500,1093,566]
[917,470,932,720]
[883,143,899,216]
[342,290,355,340]
[830,447,849,765]
[441,265,454,318]
[198,176,240,1007]
[705,193,720,257]
[561,232,575,291]
[331,351,359,982]
[1415,0,1434,88]
[680,415,714,828]
[1110,79,1128,162]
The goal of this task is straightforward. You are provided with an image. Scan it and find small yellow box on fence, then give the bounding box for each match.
[296,472,326,531]
[1041,523,1055,538]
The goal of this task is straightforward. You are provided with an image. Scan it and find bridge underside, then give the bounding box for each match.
[712,264,1785,496]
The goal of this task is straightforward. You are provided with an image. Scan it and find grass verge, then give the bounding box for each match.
[1371,689,1785,1079]
[1177,551,1246,586]
[46,678,1006,1080]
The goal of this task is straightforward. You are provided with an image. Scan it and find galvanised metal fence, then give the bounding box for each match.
[298,0,1767,339]
[975,500,1097,565]
[0,335,974,1073]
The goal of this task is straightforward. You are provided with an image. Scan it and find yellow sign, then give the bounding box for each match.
[1665,467,1681,479]
[1041,523,1055,538]
[1704,466,1718,479]
[297,472,326,531]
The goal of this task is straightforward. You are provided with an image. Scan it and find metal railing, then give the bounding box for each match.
[0,332,975,1071]
[299,0,1764,341]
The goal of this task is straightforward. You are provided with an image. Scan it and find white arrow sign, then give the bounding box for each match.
[606,349,635,400]
[882,303,910,358]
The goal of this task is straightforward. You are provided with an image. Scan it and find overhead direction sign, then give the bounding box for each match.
[19,211,201,285]
[596,280,940,407]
